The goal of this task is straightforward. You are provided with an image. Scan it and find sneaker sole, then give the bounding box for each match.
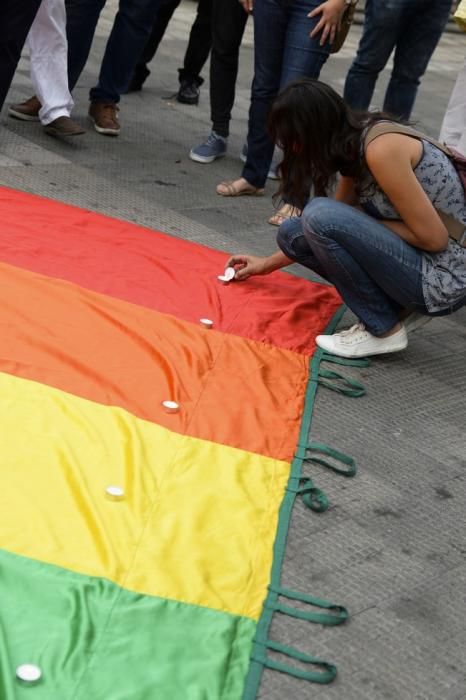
[316,336,408,358]
[8,109,40,122]
[189,150,226,164]
[88,116,120,136]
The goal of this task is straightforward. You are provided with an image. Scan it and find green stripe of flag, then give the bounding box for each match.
[0,549,256,700]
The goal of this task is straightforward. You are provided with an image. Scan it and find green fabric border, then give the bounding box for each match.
[241,304,347,699]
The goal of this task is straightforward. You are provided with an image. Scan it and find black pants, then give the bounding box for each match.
[0,0,42,111]
[210,0,248,137]
[133,0,212,87]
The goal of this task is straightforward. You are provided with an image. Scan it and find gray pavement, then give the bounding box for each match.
[2,4,466,699]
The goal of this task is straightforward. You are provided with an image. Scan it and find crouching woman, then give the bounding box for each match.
[227,79,466,358]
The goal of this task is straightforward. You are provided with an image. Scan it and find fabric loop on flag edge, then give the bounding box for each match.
[251,639,337,684]
[296,441,357,478]
[316,368,366,397]
[265,585,348,625]
[286,478,329,512]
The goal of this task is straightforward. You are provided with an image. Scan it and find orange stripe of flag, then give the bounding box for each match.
[0,261,308,461]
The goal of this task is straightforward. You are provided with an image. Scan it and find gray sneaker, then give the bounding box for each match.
[190,131,227,163]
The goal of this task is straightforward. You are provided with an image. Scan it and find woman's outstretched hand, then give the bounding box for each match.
[308,0,346,47]
[226,250,294,280]
[226,254,271,280]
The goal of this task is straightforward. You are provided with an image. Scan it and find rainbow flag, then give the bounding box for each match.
[0,188,346,699]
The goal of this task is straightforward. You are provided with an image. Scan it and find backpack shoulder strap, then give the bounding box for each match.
[364,121,452,158]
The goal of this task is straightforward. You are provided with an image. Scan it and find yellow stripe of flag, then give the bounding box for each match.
[0,372,290,620]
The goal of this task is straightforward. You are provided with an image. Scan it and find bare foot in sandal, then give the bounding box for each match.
[217,177,265,197]
[268,203,301,227]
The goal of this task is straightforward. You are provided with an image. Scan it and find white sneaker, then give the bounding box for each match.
[402,311,432,333]
[316,322,408,358]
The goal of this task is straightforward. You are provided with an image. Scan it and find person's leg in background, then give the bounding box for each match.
[243,0,330,197]
[65,0,107,93]
[177,0,212,104]
[127,0,211,103]
[235,0,288,190]
[279,0,329,88]
[209,0,248,139]
[88,0,162,135]
[127,0,181,92]
[217,0,328,195]
[189,0,247,162]
[440,55,466,153]
[383,0,451,119]
[9,0,85,136]
[343,0,405,111]
[0,0,42,112]
[267,0,329,222]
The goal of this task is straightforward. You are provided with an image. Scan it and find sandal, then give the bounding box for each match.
[216,179,265,197]
[268,204,301,227]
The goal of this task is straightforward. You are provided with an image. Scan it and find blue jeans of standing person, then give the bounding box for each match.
[242,0,329,189]
[65,0,161,103]
[277,198,431,336]
[343,0,451,120]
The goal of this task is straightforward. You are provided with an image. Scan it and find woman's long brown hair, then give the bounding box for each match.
[268,78,396,209]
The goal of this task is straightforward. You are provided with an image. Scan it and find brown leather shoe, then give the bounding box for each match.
[44,116,86,137]
[9,96,41,121]
[88,102,120,136]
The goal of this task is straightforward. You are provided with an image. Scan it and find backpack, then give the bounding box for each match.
[364,122,466,247]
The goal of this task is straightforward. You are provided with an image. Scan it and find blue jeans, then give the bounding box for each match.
[242,0,329,188]
[66,0,161,103]
[343,0,451,120]
[277,198,430,336]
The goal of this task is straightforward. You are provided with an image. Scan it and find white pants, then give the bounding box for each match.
[27,0,74,125]
[439,57,466,155]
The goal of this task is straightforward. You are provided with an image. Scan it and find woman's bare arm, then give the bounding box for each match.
[365,133,449,253]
